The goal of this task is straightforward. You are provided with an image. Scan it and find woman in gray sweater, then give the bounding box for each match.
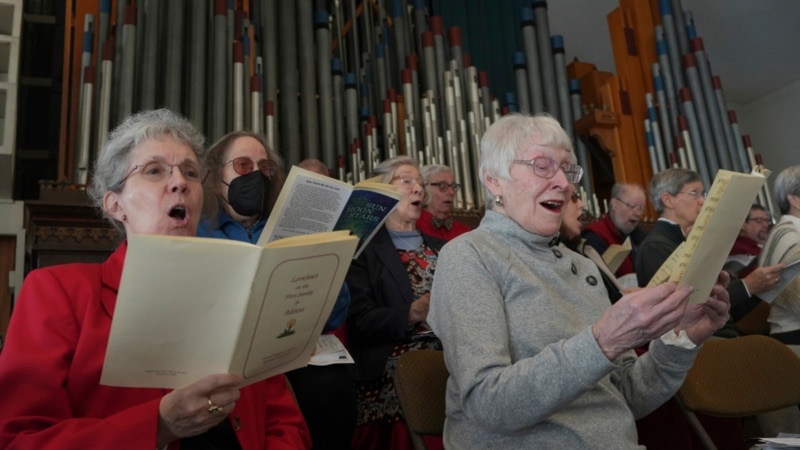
[427,114,731,449]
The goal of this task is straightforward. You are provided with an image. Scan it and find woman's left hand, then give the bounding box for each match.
[676,271,731,344]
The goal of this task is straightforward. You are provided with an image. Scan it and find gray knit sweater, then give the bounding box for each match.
[428,211,699,449]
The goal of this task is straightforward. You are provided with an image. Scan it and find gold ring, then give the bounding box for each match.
[207,397,223,414]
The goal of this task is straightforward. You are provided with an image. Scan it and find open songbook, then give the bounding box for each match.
[602,236,632,274]
[101,231,358,389]
[258,166,402,258]
[646,169,766,304]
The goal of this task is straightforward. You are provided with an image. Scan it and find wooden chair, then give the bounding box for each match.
[393,350,448,450]
[677,335,800,449]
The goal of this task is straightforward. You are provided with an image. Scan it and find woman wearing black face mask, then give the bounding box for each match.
[199,131,281,238]
[197,131,357,450]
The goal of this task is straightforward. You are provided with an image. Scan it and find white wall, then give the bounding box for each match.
[738,79,800,170]
[736,78,800,214]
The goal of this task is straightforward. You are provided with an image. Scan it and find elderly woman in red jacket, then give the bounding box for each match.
[0,109,310,450]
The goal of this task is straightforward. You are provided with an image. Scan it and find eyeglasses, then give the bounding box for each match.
[226,157,277,179]
[429,181,461,192]
[677,190,706,200]
[614,197,645,212]
[512,158,583,183]
[121,160,202,184]
[391,176,427,188]
[746,216,770,224]
[570,192,581,203]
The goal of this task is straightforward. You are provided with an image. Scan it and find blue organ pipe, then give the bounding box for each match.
[712,76,743,172]
[412,0,429,64]
[679,90,712,188]
[683,54,719,176]
[551,35,572,136]
[652,65,674,158]
[520,7,544,113]
[569,79,592,196]
[332,59,347,168]
[646,93,667,172]
[655,30,680,133]
[532,0,558,116]
[728,111,751,173]
[658,0,685,89]
[691,38,730,169]
[344,73,359,155]
[513,52,531,114]
[670,0,690,56]
[504,92,518,114]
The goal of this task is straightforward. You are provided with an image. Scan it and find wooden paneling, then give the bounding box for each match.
[0,236,14,344]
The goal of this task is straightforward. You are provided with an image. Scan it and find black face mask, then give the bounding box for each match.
[225,170,272,218]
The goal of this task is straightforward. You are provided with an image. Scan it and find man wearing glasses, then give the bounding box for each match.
[416,164,472,241]
[582,183,648,285]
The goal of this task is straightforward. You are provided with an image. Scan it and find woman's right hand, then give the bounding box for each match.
[157,373,242,448]
[591,282,694,360]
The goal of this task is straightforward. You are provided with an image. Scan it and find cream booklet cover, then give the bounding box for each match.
[101,231,357,389]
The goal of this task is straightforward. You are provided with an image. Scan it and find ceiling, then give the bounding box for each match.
[546,0,800,105]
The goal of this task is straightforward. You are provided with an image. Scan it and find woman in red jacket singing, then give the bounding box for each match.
[0,109,310,450]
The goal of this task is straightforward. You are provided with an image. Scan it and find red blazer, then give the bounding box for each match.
[0,243,310,450]
[415,209,471,242]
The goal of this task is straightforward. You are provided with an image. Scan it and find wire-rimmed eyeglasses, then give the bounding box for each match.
[614,197,645,213]
[121,160,202,184]
[512,158,584,183]
[226,157,278,179]
[391,176,428,188]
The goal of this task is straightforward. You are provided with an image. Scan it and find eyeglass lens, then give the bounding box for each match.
[230,157,276,178]
[125,160,202,183]
[430,182,460,192]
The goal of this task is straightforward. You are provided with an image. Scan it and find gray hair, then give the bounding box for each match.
[648,168,701,214]
[479,113,574,210]
[87,109,206,235]
[202,130,286,222]
[610,183,644,209]
[774,165,800,214]
[421,164,452,180]
[371,155,420,184]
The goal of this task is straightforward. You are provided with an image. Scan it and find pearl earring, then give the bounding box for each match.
[494,195,503,207]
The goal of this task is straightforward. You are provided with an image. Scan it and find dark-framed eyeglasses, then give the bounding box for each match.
[512,158,583,183]
[745,216,770,224]
[429,181,461,192]
[614,197,645,212]
[391,176,427,188]
[226,157,277,179]
[121,160,202,184]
